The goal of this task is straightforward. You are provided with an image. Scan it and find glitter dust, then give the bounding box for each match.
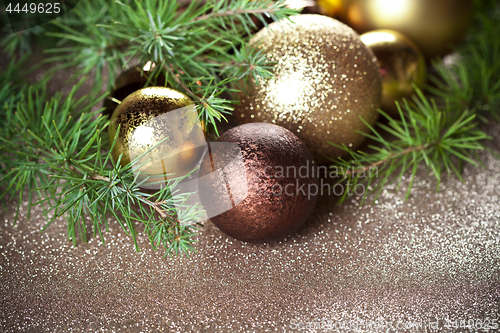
[1,122,499,331]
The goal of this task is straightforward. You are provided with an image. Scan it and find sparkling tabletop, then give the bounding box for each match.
[1,119,499,332]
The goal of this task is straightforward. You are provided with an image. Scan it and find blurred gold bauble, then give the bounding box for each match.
[235,14,382,164]
[342,0,473,58]
[317,0,344,17]
[109,87,206,184]
[361,30,426,116]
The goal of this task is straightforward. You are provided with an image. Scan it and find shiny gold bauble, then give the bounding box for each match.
[342,0,473,59]
[235,14,382,164]
[109,87,205,184]
[361,30,426,115]
[103,64,166,118]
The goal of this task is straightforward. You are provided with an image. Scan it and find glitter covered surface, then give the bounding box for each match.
[1,120,500,332]
[235,15,382,163]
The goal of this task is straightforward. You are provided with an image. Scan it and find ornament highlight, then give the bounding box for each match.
[108,87,206,185]
[361,29,426,115]
[235,14,382,164]
[198,123,318,243]
[342,0,473,58]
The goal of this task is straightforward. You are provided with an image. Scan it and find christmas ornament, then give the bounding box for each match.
[108,87,206,184]
[341,0,473,58]
[103,63,166,117]
[235,14,382,164]
[317,0,344,17]
[360,29,426,115]
[198,123,318,243]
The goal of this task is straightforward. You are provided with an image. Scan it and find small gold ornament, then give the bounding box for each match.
[361,29,426,116]
[342,0,473,58]
[235,14,382,164]
[108,87,206,184]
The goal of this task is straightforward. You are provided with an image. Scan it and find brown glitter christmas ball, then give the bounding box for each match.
[235,14,382,164]
[342,0,473,58]
[198,123,318,243]
[109,87,206,184]
[361,30,426,116]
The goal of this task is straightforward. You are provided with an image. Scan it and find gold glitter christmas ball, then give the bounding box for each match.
[235,14,382,164]
[109,87,206,184]
[342,0,473,58]
[361,30,426,116]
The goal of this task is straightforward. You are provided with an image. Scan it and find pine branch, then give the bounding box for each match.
[0,82,203,257]
[330,89,490,205]
[0,22,45,55]
[345,145,425,176]
[42,0,296,134]
[195,8,280,22]
[329,0,500,205]
[1,0,295,256]
[70,166,168,219]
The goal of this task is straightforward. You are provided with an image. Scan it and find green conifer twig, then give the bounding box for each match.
[0,0,296,257]
[328,0,500,205]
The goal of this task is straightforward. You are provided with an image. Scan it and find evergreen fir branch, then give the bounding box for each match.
[429,0,500,119]
[329,0,500,205]
[0,56,46,119]
[0,82,203,257]
[0,0,296,257]
[0,26,45,55]
[330,89,490,205]
[43,0,297,134]
[219,47,274,84]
